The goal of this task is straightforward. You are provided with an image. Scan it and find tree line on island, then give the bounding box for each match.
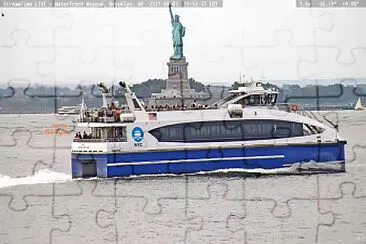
[0,78,364,113]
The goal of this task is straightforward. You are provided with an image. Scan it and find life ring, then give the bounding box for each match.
[291,104,298,112]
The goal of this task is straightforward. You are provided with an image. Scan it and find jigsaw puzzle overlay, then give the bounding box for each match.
[1,1,366,243]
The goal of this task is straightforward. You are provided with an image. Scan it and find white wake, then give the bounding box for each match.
[0,169,72,188]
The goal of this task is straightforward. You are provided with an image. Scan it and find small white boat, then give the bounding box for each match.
[354,97,365,111]
[58,94,87,115]
[58,106,81,115]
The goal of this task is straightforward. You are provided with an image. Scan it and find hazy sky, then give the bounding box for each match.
[1,0,366,87]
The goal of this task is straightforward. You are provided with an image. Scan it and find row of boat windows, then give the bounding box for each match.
[91,127,127,142]
[149,120,305,143]
[235,94,277,106]
[83,120,321,143]
[221,94,277,106]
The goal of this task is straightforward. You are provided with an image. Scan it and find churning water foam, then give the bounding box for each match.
[0,169,72,188]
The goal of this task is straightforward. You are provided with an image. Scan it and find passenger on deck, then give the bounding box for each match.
[114,108,121,116]
[106,110,113,117]
[83,131,88,139]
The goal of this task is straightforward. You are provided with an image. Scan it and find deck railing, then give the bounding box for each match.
[268,103,306,116]
[73,138,106,142]
[73,138,127,142]
[78,116,119,123]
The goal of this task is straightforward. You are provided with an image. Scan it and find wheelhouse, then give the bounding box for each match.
[213,81,279,108]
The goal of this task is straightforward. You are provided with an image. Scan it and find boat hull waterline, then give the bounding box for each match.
[71,141,346,178]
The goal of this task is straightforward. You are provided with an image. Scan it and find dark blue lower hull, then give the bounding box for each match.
[71,141,346,178]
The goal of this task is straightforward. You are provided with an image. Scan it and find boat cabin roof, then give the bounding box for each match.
[229,83,279,95]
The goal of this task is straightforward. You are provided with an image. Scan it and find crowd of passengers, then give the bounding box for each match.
[82,101,126,122]
[74,131,92,140]
[145,102,218,111]
[81,100,219,120]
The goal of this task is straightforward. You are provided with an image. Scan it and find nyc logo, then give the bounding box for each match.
[132,127,144,147]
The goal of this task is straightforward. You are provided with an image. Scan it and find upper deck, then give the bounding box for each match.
[75,80,292,125]
[74,79,340,134]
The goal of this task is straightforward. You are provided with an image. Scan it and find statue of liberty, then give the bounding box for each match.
[169,2,185,59]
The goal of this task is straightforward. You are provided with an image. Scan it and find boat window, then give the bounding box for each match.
[272,95,277,103]
[149,120,304,143]
[90,127,127,142]
[261,95,267,105]
[243,95,261,106]
[110,127,127,142]
[236,97,248,106]
[304,124,325,135]
[95,128,102,139]
[221,93,237,103]
[254,95,260,105]
[269,94,277,105]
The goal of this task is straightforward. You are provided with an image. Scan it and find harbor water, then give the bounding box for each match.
[0,111,365,243]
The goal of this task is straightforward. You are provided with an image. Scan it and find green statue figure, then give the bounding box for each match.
[169,2,185,59]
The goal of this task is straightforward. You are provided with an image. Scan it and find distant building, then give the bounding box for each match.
[149,57,207,106]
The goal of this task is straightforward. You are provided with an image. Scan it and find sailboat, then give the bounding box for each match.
[354,97,365,111]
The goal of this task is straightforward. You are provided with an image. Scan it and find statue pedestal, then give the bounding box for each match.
[149,57,206,106]
[166,57,189,91]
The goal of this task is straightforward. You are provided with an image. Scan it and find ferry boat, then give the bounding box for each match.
[71,80,346,178]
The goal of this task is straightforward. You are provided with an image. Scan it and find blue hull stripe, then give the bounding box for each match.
[107,155,285,166]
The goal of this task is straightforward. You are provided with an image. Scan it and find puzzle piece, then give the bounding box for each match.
[114,176,186,214]
[38,46,133,84]
[318,182,366,244]
[315,9,366,63]
[246,175,318,217]
[0,80,79,114]
[52,180,117,244]
[0,111,76,176]
[240,30,316,80]
[238,1,331,47]
[0,30,54,82]
[0,82,15,98]
[186,177,246,243]
[97,177,202,244]
[98,197,202,244]
[0,10,72,46]
[242,199,334,243]
[282,80,344,110]
[54,10,116,63]
[0,129,56,177]
[0,183,71,243]
[298,47,366,79]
